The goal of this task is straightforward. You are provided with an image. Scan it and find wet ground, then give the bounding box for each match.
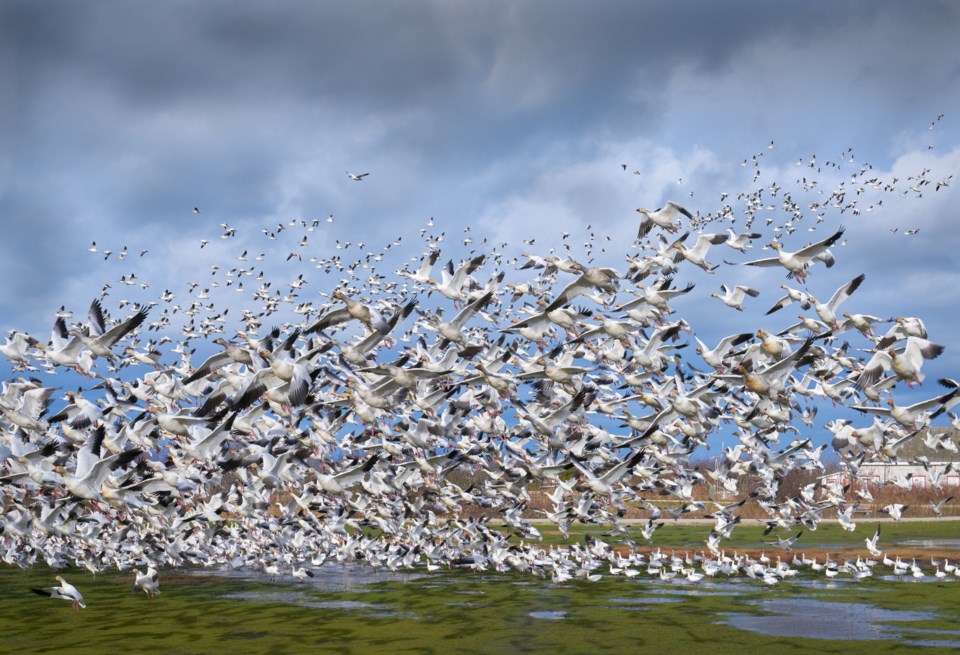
[5,560,960,654]
[209,563,960,649]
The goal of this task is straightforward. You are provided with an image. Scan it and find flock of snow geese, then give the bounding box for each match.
[3,140,960,609]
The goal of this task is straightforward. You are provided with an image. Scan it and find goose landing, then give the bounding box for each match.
[31,576,86,610]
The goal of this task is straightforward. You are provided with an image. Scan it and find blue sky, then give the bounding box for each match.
[1,1,959,442]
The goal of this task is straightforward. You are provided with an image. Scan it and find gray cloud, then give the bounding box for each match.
[1,0,958,348]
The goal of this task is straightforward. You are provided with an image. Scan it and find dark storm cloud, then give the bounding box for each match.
[0,0,958,335]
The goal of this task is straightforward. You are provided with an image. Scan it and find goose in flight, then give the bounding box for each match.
[765,284,811,315]
[856,335,945,389]
[0,331,40,363]
[865,525,882,556]
[694,332,753,370]
[305,292,407,335]
[543,263,621,313]
[809,273,865,329]
[671,231,727,272]
[429,291,494,345]
[62,425,143,501]
[729,226,844,283]
[723,228,763,253]
[765,530,803,552]
[430,255,486,303]
[850,389,959,430]
[636,201,693,239]
[879,503,908,521]
[710,284,759,311]
[31,576,86,610]
[71,299,149,360]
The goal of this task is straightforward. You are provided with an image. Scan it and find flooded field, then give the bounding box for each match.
[3,562,959,654]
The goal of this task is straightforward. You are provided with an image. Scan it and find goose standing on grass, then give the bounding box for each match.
[31,576,86,610]
[132,567,160,600]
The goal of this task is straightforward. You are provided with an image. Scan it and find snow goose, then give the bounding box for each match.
[305,291,390,335]
[132,567,160,600]
[429,291,494,345]
[635,201,693,238]
[671,231,727,272]
[730,226,844,283]
[62,425,143,501]
[0,331,40,363]
[618,278,694,314]
[851,389,959,430]
[430,254,486,303]
[710,284,759,311]
[837,312,890,339]
[880,503,908,521]
[723,228,762,253]
[39,317,88,371]
[856,336,945,388]
[72,299,149,360]
[864,525,882,556]
[32,576,86,610]
[765,284,811,315]
[543,263,621,312]
[808,273,865,329]
[181,334,265,384]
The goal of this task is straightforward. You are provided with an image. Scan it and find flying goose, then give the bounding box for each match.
[636,201,693,239]
[32,576,86,610]
[730,226,844,282]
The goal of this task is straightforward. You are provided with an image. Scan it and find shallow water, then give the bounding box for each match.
[528,610,567,620]
[897,539,960,548]
[608,595,682,604]
[5,563,960,654]
[722,597,934,641]
[197,561,426,592]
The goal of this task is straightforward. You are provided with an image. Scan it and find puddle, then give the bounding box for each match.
[608,596,682,605]
[223,591,306,604]
[222,591,395,612]
[654,588,739,596]
[722,597,934,641]
[897,539,960,548]
[528,611,567,620]
[199,562,426,592]
[301,600,385,610]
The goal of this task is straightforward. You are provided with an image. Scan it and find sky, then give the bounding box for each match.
[1,1,959,439]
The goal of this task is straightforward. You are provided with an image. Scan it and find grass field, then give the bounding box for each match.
[2,520,959,655]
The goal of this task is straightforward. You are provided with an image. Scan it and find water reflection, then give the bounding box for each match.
[722,597,932,641]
